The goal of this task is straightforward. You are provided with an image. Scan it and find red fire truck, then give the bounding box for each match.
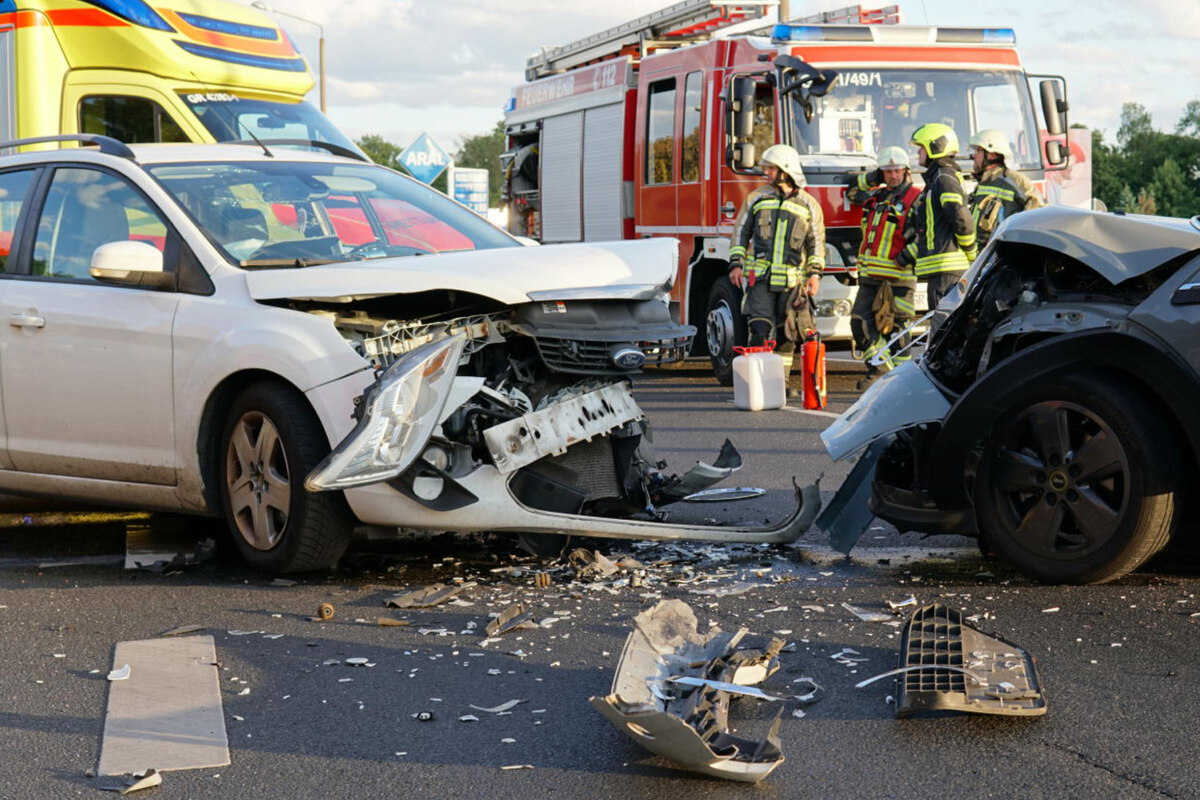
[501,2,1071,383]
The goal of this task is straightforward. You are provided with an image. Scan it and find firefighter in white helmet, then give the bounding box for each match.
[844,145,922,390]
[728,144,826,395]
[968,128,1043,249]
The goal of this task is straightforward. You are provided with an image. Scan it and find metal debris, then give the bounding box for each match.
[589,599,787,783]
[682,487,766,502]
[486,604,539,637]
[841,602,896,623]
[567,548,619,581]
[387,582,477,608]
[158,625,205,637]
[469,699,527,713]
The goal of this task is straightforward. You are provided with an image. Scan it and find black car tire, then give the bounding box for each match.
[974,372,1180,584]
[706,277,746,386]
[219,382,354,573]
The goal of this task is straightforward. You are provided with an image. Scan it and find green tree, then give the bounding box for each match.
[1117,102,1154,150]
[453,119,506,207]
[1115,183,1137,213]
[1149,157,1200,217]
[1089,128,1123,210]
[1135,186,1157,216]
[1176,99,1200,138]
[355,134,404,171]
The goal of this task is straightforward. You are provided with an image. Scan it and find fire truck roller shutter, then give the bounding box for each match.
[541,112,584,242]
[0,29,13,141]
[582,103,624,241]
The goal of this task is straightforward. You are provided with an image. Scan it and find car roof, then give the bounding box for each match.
[0,141,370,168]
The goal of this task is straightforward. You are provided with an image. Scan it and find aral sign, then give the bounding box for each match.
[400,132,450,184]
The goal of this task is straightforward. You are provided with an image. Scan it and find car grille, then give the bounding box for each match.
[534,335,692,374]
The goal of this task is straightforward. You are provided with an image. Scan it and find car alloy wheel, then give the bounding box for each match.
[226,410,292,550]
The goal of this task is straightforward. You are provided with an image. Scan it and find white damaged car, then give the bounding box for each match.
[0,136,815,571]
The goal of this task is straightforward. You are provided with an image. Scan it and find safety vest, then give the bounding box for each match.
[898,160,977,277]
[729,186,826,290]
[854,180,921,280]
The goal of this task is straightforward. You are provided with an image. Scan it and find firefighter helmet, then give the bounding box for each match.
[968,129,1013,163]
[876,146,910,170]
[910,123,959,160]
[760,144,806,187]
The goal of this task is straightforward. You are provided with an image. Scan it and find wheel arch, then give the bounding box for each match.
[196,369,318,514]
[927,328,1200,508]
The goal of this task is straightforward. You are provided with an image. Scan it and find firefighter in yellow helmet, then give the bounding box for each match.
[896,123,976,310]
[968,129,1043,249]
[845,145,922,390]
[728,144,826,395]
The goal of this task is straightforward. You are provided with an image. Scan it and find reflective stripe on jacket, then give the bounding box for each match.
[847,176,921,280]
[729,185,826,290]
[970,165,1043,248]
[897,159,976,277]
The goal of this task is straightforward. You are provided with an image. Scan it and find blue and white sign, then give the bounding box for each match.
[400,132,450,184]
[449,167,489,215]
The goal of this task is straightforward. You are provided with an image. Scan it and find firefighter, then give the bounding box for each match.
[897,123,977,311]
[728,144,825,395]
[968,129,1043,249]
[845,146,922,390]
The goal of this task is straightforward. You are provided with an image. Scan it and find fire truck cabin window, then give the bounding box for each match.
[646,79,677,185]
[681,72,703,183]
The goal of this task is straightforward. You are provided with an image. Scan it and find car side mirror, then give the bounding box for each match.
[90,240,176,290]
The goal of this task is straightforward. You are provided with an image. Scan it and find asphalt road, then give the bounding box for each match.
[2,356,1199,799]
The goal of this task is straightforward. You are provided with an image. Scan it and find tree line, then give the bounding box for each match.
[1091,101,1200,217]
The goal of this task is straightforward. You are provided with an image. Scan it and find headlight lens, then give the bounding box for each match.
[305,335,466,491]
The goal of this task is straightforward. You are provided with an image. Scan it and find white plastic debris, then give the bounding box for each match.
[107,664,131,681]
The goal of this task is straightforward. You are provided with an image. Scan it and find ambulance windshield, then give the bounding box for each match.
[181,92,363,157]
[787,68,1042,171]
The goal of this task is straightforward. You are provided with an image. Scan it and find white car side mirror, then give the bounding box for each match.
[90,240,165,282]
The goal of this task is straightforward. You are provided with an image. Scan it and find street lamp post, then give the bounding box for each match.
[251,1,325,112]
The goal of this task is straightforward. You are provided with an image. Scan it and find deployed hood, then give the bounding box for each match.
[245,238,678,304]
[993,207,1200,284]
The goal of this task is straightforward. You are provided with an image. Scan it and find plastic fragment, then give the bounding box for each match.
[468,699,526,713]
[159,625,204,637]
[387,582,477,609]
[107,664,131,681]
[501,764,534,771]
[376,618,410,627]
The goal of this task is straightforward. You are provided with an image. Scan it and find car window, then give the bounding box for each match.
[147,160,517,267]
[31,168,170,281]
[0,169,35,274]
[79,95,189,143]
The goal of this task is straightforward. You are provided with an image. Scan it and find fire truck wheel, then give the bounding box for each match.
[706,279,746,386]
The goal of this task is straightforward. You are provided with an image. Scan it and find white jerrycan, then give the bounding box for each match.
[732,341,785,411]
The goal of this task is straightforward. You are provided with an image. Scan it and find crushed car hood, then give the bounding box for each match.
[993,207,1200,284]
[244,238,678,304]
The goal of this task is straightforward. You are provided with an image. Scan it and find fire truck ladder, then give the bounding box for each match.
[790,4,900,23]
[526,0,777,80]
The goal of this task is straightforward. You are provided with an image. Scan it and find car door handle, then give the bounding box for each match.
[9,313,46,328]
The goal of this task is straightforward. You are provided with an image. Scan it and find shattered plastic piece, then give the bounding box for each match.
[469,700,527,713]
[107,664,131,681]
[842,602,895,623]
[459,715,480,722]
[886,596,918,610]
[1041,607,1061,614]
[414,711,435,721]
[501,764,534,771]
[226,630,262,636]
[486,604,539,637]
[689,582,759,598]
[345,658,370,666]
[99,769,163,794]
[791,678,822,704]
[665,677,799,702]
[159,625,205,637]
[682,487,766,502]
[376,618,410,627]
[387,582,477,609]
[887,604,1047,717]
[567,548,619,581]
[589,599,786,783]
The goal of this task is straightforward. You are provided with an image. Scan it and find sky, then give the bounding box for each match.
[252,0,1200,154]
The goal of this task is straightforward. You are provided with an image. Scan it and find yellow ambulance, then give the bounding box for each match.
[0,0,356,152]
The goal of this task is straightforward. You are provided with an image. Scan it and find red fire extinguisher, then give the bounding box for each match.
[800,325,826,410]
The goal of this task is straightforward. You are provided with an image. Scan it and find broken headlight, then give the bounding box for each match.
[306,334,466,491]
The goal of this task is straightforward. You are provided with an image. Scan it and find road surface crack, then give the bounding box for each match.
[1041,740,1180,798]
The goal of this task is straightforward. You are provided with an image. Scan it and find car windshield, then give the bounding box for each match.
[787,67,1042,171]
[180,92,364,157]
[146,160,518,267]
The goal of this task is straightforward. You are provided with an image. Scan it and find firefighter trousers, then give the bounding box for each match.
[742,279,815,372]
[851,277,915,374]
